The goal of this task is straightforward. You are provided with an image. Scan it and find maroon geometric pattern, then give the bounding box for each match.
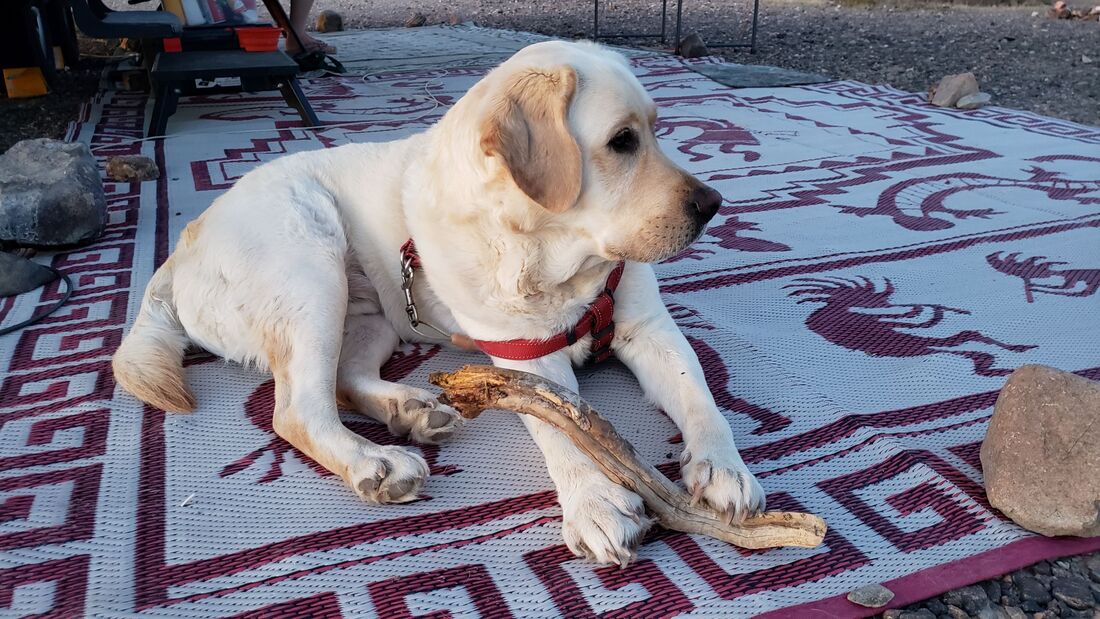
[368,564,512,618]
[2,28,1098,617]
[0,556,90,617]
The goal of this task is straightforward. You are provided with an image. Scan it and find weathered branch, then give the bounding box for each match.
[430,365,826,550]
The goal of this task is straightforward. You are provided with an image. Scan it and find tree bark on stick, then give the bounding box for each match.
[430,365,826,550]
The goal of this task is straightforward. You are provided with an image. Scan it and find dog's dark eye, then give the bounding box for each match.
[608,128,639,154]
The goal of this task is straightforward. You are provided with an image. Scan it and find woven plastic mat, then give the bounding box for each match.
[2,27,1099,618]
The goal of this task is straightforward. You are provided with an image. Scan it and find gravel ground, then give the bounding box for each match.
[0,38,109,152]
[889,554,1100,618]
[304,0,1099,126]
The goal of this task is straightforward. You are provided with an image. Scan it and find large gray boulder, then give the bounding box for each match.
[0,138,107,246]
[981,365,1100,537]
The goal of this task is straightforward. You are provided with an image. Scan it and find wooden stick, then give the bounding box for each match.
[430,365,826,550]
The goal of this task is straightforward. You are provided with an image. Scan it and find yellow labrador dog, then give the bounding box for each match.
[113,40,765,566]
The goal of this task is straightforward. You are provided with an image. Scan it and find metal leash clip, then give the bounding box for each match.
[400,251,451,340]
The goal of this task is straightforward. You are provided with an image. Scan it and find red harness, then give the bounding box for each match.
[400,239,624,363]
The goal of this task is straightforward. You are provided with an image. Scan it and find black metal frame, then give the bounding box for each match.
[593,0,760,53]
[148,50,319,137]
[67,0,182,39]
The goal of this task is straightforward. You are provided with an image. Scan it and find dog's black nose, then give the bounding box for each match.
[688,184,723,221]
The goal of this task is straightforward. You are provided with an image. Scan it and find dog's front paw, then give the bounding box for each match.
[681,447,766,522]
[398,396,462,445]
[560,480,651,567]
[346,445,429,504]
[387,391,459,446]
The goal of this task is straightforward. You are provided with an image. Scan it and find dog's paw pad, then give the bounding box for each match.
[401,397,462,444]
[348,446,429,504]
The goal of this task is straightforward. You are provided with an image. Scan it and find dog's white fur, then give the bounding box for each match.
[113,40,765,566]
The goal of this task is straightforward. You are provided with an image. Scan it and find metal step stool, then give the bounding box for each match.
[148,50,319,137]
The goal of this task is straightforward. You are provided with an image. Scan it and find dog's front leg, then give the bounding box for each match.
[613,267,766,521]
[493,353,649,566]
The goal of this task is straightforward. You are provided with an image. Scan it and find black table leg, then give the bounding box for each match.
[674,0,684,48]
[749,0,760,53]
[279,78,320,128]
[148,83,178,137]
[660,0,668,44]
[593,0,599,40]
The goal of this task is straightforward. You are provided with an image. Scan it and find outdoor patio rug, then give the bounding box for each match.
[2,26,1100,618]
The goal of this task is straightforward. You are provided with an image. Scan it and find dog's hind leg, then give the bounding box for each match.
[336,313,462,444]
[267,291,429,504]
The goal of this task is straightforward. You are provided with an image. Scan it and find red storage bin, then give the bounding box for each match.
[235,26,280,52]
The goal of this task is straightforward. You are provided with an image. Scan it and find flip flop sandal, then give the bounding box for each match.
[304,40,337,55]
[292,49,346,74]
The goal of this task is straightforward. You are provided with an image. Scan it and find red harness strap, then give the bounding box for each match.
[401,239,624,363]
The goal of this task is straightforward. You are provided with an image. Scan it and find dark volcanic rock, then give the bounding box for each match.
[944,585,991,614]
[1052,576,1094,610]
[0,138,106,246]
[1015,574,1052,612]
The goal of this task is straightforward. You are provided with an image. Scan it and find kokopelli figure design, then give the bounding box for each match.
[655,117,761,163]
[986,252,1100,303]
[785,277,1035,377]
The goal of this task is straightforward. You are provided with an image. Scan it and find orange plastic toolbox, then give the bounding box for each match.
[235,26,281,52]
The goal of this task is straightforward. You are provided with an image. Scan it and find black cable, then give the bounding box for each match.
[0,268,75,337]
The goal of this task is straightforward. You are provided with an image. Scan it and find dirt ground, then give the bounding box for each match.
[309,0,1100,126]
[0,38,114,153]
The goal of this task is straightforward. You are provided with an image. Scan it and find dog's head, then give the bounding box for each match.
[464,41,721,263]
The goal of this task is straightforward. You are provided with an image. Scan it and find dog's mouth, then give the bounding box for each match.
[610,220,708,264]
[660,223,709,261]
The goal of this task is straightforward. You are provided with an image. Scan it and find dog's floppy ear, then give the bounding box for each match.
[480,66,581,214]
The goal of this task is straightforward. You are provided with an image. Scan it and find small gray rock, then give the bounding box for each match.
[1015,574,1051,612]
[946,604,969,619]
[0,138,106,246]
[678,32,710,59]
[977,605,1009,619]
[882,610,903,619]
[898,610,936,619]
[984,580,1003,604]
[982,365,1100,538]
[1085,554,1100,583]
[1003,607,1027,619]
[957,92,992,110]
[315,9,343,32]
[944,584,991,614]
[929,72,979,107]
[926,598,948,614]
[1051,576,1093,610]
[106,155,159,182]
[846,583,895,608]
